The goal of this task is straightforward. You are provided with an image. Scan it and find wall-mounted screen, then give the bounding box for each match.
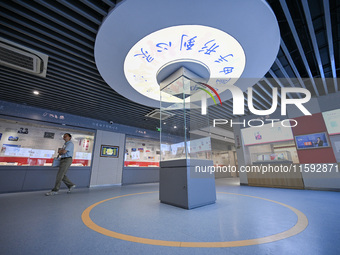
[294,132,330,150]
[100,145,119,158]
[322,109,340,135]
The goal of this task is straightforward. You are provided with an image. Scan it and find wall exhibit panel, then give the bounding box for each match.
[292,113,336,164]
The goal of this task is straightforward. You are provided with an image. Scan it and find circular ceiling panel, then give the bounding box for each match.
[124,25,246,103]
[95,0,280,108]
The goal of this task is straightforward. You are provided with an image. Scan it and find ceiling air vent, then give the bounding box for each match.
[0,37,48,77]
[145,109,174,120]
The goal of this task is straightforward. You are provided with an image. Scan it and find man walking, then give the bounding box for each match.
[45,133,76,196]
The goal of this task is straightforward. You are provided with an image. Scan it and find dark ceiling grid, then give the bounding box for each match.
[302,0,328,94]
[270,0,339,97]
[0,64,151,115]
[323,0,338,91]
[278,40,309,94]
[281,0,322,96]
[56,1,103,26]
[0,0,339,133]
[0,0,160,128]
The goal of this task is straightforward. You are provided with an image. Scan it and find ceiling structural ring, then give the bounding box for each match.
[124,25,246,104]
[95,0,280,108]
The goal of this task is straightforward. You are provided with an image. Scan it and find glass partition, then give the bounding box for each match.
[160,67,212,161]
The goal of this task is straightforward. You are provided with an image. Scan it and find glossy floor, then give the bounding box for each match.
[0,179,339,255]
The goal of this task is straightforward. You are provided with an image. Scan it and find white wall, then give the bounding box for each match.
[90,130,125,186]
[302,163,340,190]
[233,117,248,184]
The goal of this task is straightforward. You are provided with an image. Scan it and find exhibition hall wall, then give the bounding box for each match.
[234,92,340,190]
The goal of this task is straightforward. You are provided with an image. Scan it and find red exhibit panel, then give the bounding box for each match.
[0,157,89,166]
[124,161,159,167]
[291,113,336,163]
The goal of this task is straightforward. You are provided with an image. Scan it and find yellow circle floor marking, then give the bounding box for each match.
[82,191,308,247]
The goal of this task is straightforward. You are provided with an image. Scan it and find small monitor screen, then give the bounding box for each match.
[295,132,330,150]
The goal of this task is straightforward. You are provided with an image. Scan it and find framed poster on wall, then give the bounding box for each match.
[100,145,119,157]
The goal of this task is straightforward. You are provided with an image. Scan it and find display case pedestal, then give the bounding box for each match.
[159,159,216,209]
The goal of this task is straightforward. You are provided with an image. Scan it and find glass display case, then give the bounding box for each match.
[159,66,216,209]
[251,151,292,164]
[159,67,212,160]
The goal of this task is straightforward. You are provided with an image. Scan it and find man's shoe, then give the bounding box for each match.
[45,191,58,196]
[67,185,76,193]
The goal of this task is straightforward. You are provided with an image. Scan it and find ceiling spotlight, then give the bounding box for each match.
[33,90,39,95]
[163,122,166,124]
[174,125,177,129]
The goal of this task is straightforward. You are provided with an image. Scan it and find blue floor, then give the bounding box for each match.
[0,178,339,255]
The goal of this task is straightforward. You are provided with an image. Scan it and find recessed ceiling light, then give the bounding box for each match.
[33,91,39,95]
[174,125,177,129]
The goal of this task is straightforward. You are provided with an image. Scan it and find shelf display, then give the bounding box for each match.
[0,118,94,166]
[244,140,299,165]
[124,137,160,167]
[251,151,292,164]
